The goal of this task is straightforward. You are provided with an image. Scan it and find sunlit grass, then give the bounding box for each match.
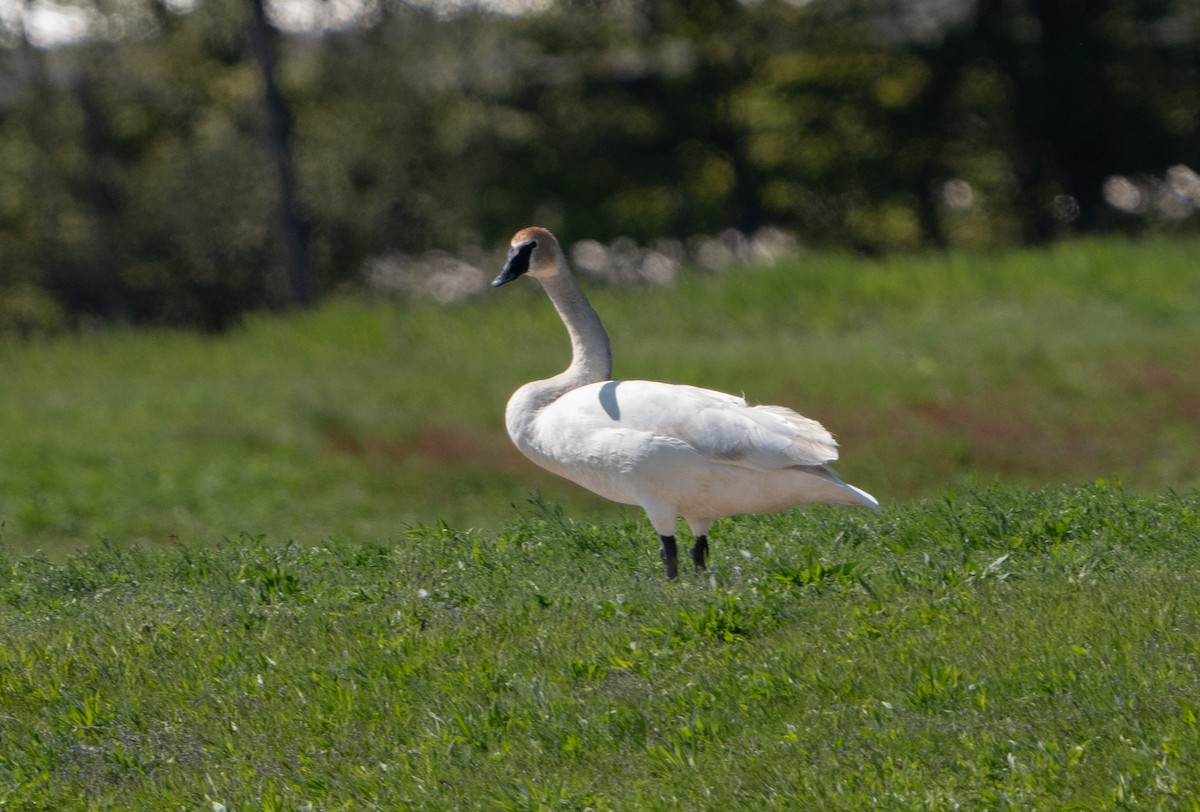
[1,484,1198,808]
[1,235,1198,556]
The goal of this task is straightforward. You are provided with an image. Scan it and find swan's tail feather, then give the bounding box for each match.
[801,464,881,511]
[844,482,881,512]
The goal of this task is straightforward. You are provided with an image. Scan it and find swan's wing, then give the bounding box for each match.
[678,392,840,469]
[560,381,840,469]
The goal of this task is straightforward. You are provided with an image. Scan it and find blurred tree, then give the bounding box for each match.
[248,0,313,307]
[734,5,938,251]
[928,0,1200,241]
[73,62,127,317]
[0,10,129,321]
[0,10,69,333]
[116,0,280,328]
[1,0,1197,331]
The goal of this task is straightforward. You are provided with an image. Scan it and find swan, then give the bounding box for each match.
[492,226,879,579]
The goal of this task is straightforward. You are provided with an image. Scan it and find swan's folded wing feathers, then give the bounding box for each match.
[669,383,748,408]
[638,389,839,469]
[676,403,838,468]
[751,405,840,462]
[555,380,839,469]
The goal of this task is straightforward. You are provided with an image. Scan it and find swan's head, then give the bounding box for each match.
[492,226,563,287]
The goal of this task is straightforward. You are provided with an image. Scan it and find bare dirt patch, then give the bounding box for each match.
[322,424,528,471]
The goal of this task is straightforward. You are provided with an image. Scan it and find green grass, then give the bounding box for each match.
[2,236,1200,807]
[2,483,1199,808]
[1,235,1197,558]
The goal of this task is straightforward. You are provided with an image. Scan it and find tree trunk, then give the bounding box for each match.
[247,0,314,308]
[76,74,127,319]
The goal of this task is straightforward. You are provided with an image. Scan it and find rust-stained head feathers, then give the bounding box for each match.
[492,226,563,287]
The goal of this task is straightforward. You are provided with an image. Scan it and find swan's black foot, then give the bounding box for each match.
[691,535,709,572]
[660,535,679,580]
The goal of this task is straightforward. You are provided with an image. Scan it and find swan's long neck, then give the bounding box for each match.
[506,265,612,448]
[541,269,612,390]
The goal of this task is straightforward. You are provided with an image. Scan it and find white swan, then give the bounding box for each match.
[493,226,879,579]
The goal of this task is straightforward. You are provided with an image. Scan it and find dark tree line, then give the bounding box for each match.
[0,0,1197,333]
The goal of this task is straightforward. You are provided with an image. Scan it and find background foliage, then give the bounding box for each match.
[1,0,1198,329]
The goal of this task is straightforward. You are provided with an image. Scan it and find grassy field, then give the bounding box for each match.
[2,484,1199,808]
[1,235,1198,557]
[1,236,1199,807]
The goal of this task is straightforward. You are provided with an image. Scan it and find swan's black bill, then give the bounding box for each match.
[492,239,538,287]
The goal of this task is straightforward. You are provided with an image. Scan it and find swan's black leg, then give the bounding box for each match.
[691,535,709,572]
[659,535,679,580]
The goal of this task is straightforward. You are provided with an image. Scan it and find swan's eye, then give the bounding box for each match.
[509,239,538,266]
